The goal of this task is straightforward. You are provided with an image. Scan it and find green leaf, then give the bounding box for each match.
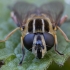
[0,0,70,70]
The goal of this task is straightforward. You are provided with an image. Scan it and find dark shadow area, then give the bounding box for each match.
[0,60,5,68]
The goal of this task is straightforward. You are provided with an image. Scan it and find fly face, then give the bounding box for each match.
[22,14,55,59]
[32,34,47,59]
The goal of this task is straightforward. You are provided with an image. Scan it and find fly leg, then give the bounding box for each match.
[0,27,20,42]
[19,36,25,65]
[57,26,70,42]
[54,34,64,55]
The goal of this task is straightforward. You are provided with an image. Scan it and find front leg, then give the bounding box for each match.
[54,34,64,55]
[19,36,25,65]
[0,27,20,42]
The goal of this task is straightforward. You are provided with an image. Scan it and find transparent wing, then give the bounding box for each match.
[41,1,64,24]
[10,1,37,26]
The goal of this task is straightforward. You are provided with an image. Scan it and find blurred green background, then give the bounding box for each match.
[0,0,70,70]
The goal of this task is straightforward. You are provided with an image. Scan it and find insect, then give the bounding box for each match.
[0,1,70,65]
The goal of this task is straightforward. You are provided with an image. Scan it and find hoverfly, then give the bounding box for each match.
[0,1,70,65]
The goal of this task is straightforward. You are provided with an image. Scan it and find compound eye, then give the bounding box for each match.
[23,33,35,51]
[43,32,55,47]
